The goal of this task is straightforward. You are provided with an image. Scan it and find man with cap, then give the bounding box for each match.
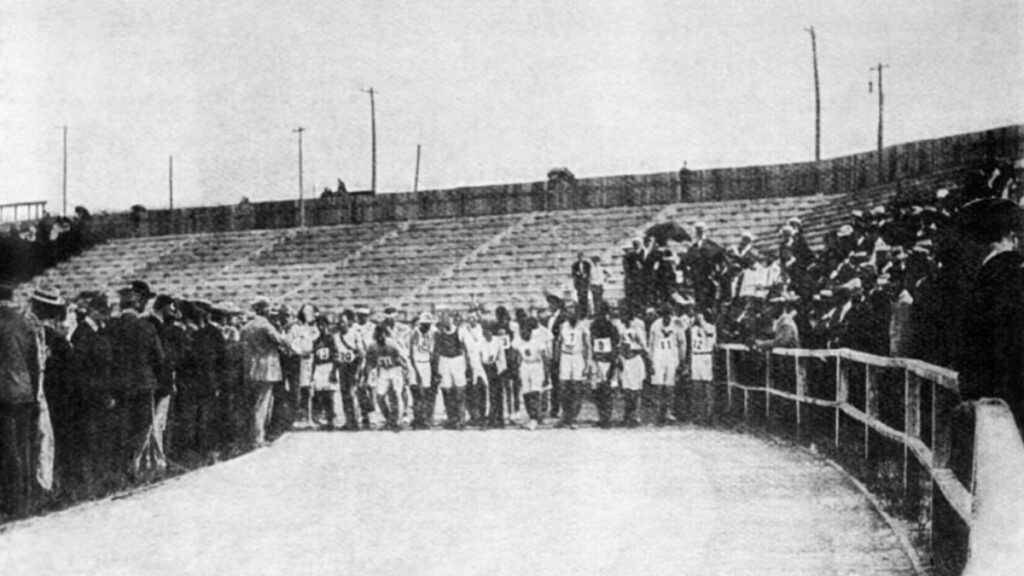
[648,303,687,425]
[71,292,116,487]
[145,291,188,467]
[239,298,290,446]
[957,198,1024,431]
[185,299,226,455]
[107,281,166,477]
[0,281,41,518]
[408,311,437,429]
[211,301,247,447]
[333,309,365,431]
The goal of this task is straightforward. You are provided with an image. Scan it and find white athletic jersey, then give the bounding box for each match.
[558,321,588,357]
[388,322,413,355]
[619,319,648,354]
[648,318,686,360]
[408,327,436,363]
[352,321,377,352]
[334,329,362,365]
[512,334,548,365]
[460,323,487,360]
[689,322,717,380]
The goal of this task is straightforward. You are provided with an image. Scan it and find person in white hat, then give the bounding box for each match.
[350,305,378,424]
[408,311,437,429]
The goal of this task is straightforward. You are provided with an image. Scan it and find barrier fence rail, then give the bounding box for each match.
[713,344,1024,576]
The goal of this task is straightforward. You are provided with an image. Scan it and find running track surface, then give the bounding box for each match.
[0,428,916,576]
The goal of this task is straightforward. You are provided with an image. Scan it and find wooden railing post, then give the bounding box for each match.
[865,364,879,459]
[835,356,848,449]
[726,348,734,413]
[794,355,804,437]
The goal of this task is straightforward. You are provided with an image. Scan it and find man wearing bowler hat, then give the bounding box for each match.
[107,280,165,478]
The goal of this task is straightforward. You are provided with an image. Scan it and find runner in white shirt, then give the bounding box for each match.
[511,317,550,430]
[555,304,590,429]
[688,311,718,423]
[648,304,687,425]
[408,312,437,429]
[617,307,648,427]
[460,310,490,427]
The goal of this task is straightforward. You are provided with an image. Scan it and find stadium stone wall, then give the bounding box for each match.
[88,125,1023,240]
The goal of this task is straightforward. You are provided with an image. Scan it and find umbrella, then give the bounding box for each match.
[645,222,691,244]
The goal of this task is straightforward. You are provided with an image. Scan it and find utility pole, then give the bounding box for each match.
[62,125,68,217]
[361,87,378,193]
[413,144,421,193]
[168,155,174,210]
[294,127,306,227]
[870,63,890,180]
[805,26,821,162]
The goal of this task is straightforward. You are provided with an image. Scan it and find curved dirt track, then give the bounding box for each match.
[0,428,915,576]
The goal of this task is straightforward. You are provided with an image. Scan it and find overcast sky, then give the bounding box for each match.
[1,0,1021,213]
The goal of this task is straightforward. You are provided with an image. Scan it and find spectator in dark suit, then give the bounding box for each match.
[957,198,1024,431]
[0,281,41,519]
[570,252,592,317]
[108,282,165,478]
[71,292,115,489]
[623,241,644,304]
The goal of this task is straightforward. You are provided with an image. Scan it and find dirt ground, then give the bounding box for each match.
[0,427,915,575]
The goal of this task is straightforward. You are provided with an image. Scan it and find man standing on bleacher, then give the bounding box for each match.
[571,252,592,317]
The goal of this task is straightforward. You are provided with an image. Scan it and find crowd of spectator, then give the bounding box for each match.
[617,161,1021,368]
[0,207,97,285]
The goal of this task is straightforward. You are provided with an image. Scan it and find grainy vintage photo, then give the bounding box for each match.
[0,1,1022,575]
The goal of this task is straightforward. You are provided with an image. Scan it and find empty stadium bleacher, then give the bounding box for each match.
[18,168,969,314]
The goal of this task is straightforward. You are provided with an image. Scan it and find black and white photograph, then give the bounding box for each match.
[0,1,1022,574]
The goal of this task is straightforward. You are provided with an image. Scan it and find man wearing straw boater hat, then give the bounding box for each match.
[0,281,41,518]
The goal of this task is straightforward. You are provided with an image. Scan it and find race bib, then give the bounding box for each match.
[338,348,355,363]
[594,338,611,353]
[315,348,331,361]
[377,356,394,369]
[659,338,675,351]
[499,335,511,350]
